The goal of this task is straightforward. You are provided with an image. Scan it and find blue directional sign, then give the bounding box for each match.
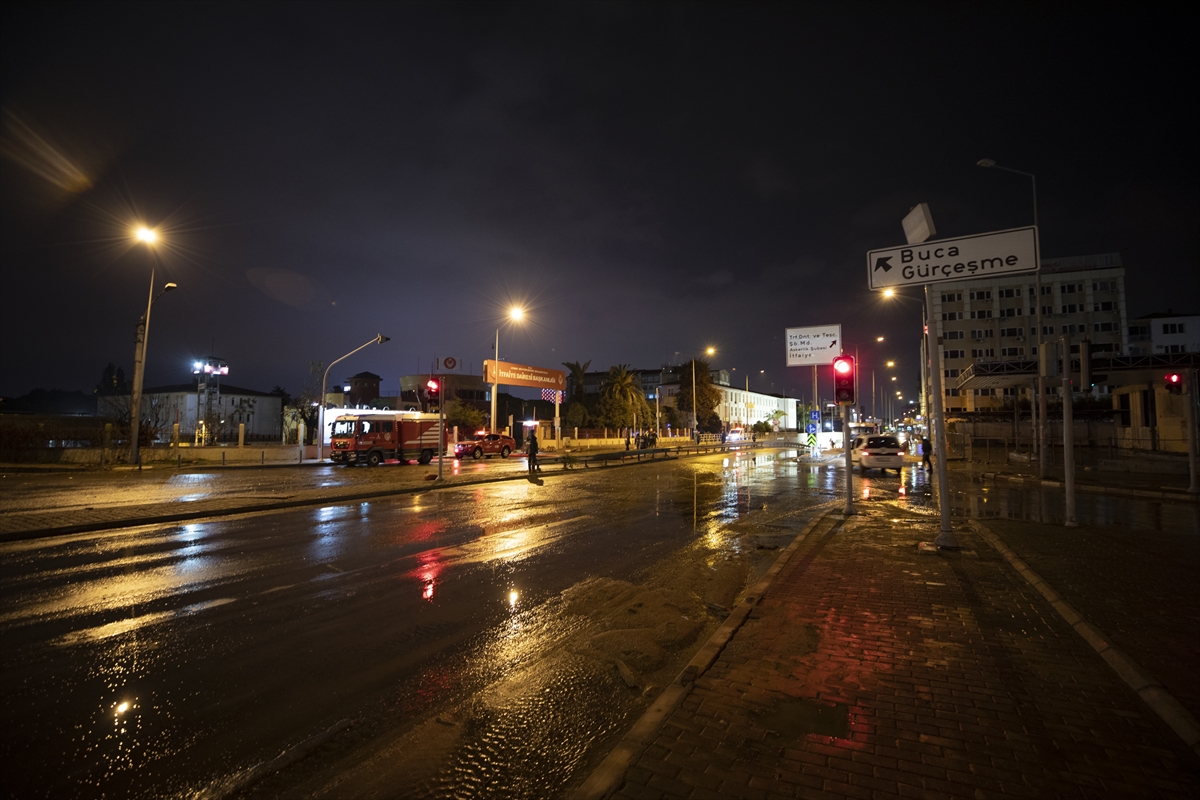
[806,423,817,434]
[809,410,820,421]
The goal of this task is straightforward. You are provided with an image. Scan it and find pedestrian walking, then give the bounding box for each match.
[527,431,541,473]
[921,435,932,470]
[625,434,631,451]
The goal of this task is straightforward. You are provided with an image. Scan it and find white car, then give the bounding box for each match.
[850,435,905,474]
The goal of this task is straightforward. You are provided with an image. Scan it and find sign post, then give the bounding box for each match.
[868,222,1040,547]
[788,326,842,458]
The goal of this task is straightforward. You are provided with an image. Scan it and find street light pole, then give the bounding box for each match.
[490,307,525,434]
[128,227,171,469]
[978,158,1044,477]
[318,334,390,462]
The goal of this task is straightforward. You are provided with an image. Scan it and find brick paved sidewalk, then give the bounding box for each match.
[609,506,1200,799]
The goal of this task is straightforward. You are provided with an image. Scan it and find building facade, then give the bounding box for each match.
[929,253,1127,413]
[98,381,283,443]
[1127,311,1199,356]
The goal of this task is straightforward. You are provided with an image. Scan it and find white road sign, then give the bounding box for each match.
[786,324,842,366]
[867,226,1038,290]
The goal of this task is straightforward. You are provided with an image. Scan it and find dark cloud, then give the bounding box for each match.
[2,3,1196,403]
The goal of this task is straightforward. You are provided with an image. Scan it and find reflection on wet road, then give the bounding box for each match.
[2,450,1194,799]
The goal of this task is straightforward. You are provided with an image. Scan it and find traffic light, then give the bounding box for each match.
[426,378,441,408]
[1165,373,1183,395]
[833,355,855,404]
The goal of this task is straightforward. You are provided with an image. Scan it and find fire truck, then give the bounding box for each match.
[328,411,443,466]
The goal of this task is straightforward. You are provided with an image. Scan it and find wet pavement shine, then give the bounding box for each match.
[2,449,1196,798]
[2,449,831,798]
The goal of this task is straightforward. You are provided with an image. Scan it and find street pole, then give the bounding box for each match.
[318,334,389,462]
[843,400,854,515]
[692,359,698,437]
[490,328,499,433]
[979,160,1044,476]
[1187,368,1198,495]
[437,393,445,482]
[1061,334,1077,526]
[926,284,957,547]
[128,260,158,469]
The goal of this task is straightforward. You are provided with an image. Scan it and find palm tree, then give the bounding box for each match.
[600,364,647,429]
[562,360,591,403]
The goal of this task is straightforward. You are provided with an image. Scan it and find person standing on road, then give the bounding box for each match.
[527,431,540,473]
[921,435,932,470]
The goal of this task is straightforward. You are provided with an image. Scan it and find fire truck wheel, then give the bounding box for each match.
[500,446,511,458]
[367,451,383,467]
[472,446,483,460]
[418,449,433,465]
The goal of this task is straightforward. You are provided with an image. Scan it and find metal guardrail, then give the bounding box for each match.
[541,439,784,470]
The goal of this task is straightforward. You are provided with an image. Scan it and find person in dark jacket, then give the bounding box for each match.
[921,436,932,470]
[527,431,540,473]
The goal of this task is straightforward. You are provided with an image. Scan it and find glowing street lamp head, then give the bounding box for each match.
[135,226,157,244]
[883,288,895,298]
[887,360,895,367]
[509,306,524,321]
[876,336,885,342]
[705,347,715,356]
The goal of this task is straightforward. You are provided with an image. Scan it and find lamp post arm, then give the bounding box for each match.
[318,334,388,461]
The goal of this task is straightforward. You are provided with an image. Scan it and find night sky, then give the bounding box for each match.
[2,2,1196,405]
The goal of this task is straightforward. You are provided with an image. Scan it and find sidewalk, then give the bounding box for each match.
[578,504,1200,799]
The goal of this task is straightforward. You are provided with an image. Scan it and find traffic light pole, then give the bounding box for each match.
[924,285,957,547]
[1188,369,1198,495]
[842,401,854,516]
[1061,334,1077,526]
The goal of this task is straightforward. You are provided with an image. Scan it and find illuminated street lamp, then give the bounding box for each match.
[128,227,177,468]
[491,306,525,433]
[692,346,716,435]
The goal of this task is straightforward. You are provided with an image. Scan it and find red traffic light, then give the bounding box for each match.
[1165,373,1183,395]
[832,355,856,404]
[1165,373,1181,384]
[426,379,440,392]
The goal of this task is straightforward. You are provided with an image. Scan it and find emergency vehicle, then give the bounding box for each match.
[328,411,443,466]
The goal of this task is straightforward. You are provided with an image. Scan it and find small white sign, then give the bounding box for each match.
[867,226,1038,290]
[786,324,842,366]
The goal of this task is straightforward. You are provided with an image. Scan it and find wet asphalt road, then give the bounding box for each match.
[1,449,830,799]
[2,451,1196,799]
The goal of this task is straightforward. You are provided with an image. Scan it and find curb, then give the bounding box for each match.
[571,503,839,800]
[969,520,1200,757]
[992,473,1199,504]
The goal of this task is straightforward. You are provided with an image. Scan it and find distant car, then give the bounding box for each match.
[454,432,516,460]
[850,435,905,474]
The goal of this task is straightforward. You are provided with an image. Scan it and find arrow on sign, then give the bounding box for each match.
[874,256,893,272]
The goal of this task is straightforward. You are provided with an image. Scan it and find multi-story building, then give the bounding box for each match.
[929,253,1126,412]
[1127,311,1198,356]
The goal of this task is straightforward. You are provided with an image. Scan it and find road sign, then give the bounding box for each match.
[807,433,817,448]
[483,360,566,391]
[786,324,842,366]
[867,226,1038,291]
[809,410,820,422]
[806,423,817,434]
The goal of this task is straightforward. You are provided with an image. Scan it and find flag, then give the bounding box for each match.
[542,389,561,402]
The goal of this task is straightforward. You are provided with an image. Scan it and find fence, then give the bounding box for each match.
[945,432,1192,474]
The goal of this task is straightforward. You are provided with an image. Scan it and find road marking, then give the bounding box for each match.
[53,597,237,647]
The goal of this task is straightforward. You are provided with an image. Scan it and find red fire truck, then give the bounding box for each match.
[328,411,443,466]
